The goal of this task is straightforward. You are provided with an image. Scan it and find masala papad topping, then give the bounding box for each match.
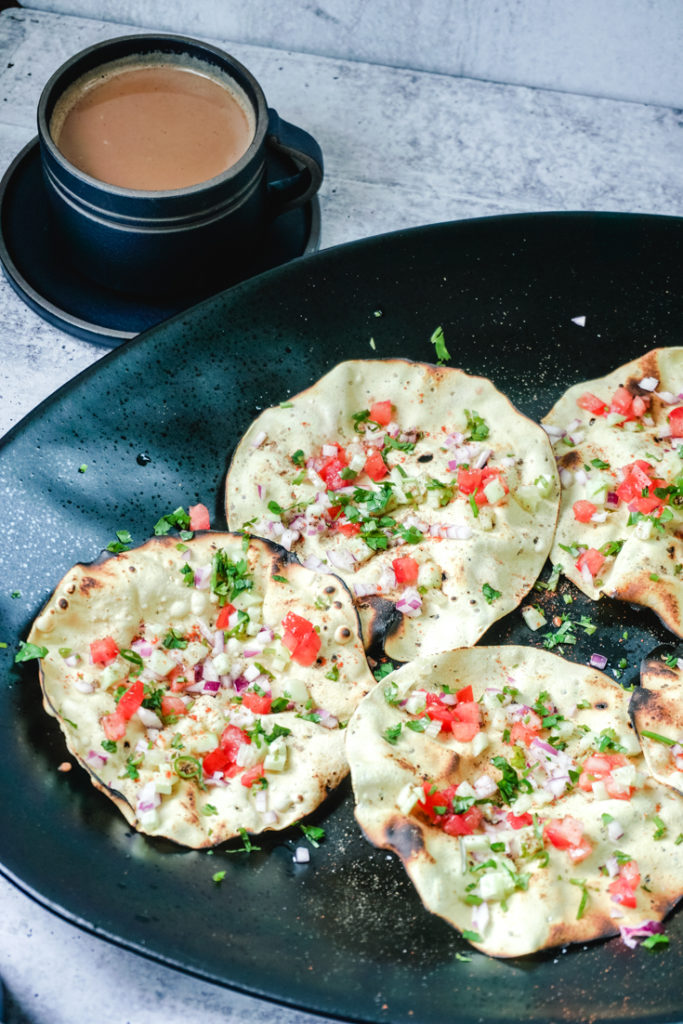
[225,358,560,660]
[345,645,683,957]
[27,533,375,848]
[542,346,683,635]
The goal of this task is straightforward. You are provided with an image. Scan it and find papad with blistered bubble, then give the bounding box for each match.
[28,532,375,848]
[346,644,683,957]
[226,359,560,660]
[542,347,683,636]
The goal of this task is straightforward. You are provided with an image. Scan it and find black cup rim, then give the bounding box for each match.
[37,33,270,201]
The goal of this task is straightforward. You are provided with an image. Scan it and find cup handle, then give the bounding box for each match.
[266,108,323,215]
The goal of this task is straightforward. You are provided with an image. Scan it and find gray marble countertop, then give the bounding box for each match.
[0,7,682,1023]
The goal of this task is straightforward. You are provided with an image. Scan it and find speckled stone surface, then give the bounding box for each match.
[0,7,682,1024]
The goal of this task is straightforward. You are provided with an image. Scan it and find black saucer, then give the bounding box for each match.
[0,138,320,345]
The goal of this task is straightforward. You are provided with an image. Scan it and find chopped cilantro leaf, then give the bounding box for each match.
[430,325,450,364]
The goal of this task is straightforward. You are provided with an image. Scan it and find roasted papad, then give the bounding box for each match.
[28,533,375,848]
[345,645,683,957]
[631,653,683,794]
[542,347,683,635]
[226,359,560,660]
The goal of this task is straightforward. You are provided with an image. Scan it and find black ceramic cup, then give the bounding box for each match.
[37,34,323,298]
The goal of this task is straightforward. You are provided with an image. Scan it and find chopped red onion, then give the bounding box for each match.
[655,390,677,404]
[63,653,80,668]
[73,679,94,694]
[328,547,357,572]
[302,554,326,572]
[473,774,498,798]
[193,564,211,590]
[137,706,163,730]
[590,653,608,670]
[607,819,624,842]
[353,581,378,597]
[254,788,268,813]
[131,637,154,658]
[137,781,160,814]
[574,468,589,486]
[606,491,619,508]
[293,846,310,863]
[233,675,249,693]
[619,920,664,949]
[317,708,339,729]
[543,424,566,439]
[86,749,107,769]
[203,679,221,694]
[262,810,278,825]
[590,510,608,524]
[559,468,573,487]
[279,529,300,551]
[251,430,267,448]
[378,568,397,591]
[396,587,422,617]
[197,619,215,643]
[571,315,586,327]
[639,376,658,391]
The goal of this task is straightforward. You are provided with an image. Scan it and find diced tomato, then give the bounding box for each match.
[161,695,187,719]
[90,636,119,666]
[422,693,456,731]
[282,611,321,666]
[242,692,273,715]
[632,495,663,516]
[575,547,605,578]
[573,499,597,523]
[632,395,650,418]
[188,502,211,531]
[370,400,393,426]
[669,406,683,438]
[418,781,455,823]
[608,860,640,908]
[456,685,474,703]
[507,811,534,829]
[220,724,249,757]
[543,816,593,863]
[168,664,191,692]
[457,467,506,506]
[202,724,250,780]
[451,721,480,742]
[241,763,266,788]
[577,392,608,416]
[202,746,233,778]
[457,468,483,495]
[442,806,484,836]
[319,446,349,490]
[101,708,126,742]
[610,386,634,418]
[338,520,361,536]
[364,449,388,481]
[215,603,236,630]
[392,556,419,585]
[453,701,481,725]
[509,710,543,747]
[578,753,633,800]
[117,678,144,720]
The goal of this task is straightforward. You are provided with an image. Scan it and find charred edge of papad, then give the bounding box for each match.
[608,571,683,640]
